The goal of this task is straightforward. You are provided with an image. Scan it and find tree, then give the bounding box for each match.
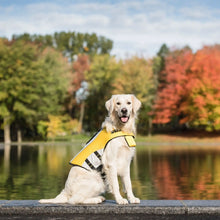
[65,54,90,133]
[71,54,90,91]
[67,54,90,116]
[85,55,120,131]
[0,39,69,143]
[0,39,10,143]
[153,45,220,132]
[114,56,155,135]
[180,45,220,131]
[152,47,193,125]
[13,32,113,61]
[152,44,170,88]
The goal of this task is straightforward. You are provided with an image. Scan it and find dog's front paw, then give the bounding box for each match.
[129,197,140,204]
[116,198,129,205]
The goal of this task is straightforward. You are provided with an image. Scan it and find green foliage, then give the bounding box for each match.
[84,55,120,130]
[0,39,69,133]
[86,55,119,93]
[37,120,48,139]
[152,44,170,87]
[115,56,155,104]
[13,32,113,61]
[0,104,9,118]
[114,56,156,134]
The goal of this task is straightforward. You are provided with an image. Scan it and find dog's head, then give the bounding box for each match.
[105,94,141,125]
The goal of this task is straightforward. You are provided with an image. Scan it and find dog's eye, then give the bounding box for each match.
[116,102,121,105]
[127,101,131,105]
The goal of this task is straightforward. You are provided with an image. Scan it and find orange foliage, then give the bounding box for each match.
[153,45,220,131]
[71,54,90,92]
[67,54,90,112]
[152,48,193,124]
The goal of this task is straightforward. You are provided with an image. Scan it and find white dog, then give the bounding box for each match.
[39,94,141,205]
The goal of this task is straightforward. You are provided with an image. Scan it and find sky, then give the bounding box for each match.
[0,0,220,58]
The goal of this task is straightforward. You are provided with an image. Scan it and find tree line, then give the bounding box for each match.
[0,31,220,143]
[153,45,220,132]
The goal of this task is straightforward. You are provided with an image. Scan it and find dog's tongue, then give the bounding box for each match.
[121,116,128,123]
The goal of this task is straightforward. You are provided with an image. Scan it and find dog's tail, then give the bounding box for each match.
[39,190,68,204]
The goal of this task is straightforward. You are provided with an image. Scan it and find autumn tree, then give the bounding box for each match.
[66,54,90,133]
[0,39,69,143]
[152,47,193,125]
[180,45,220,131]
[153,47,192,122]
[114,56,155,135]
[67,54,90,117]
[153,45,220,132]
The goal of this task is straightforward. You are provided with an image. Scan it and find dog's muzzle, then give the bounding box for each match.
[119,108,129,123]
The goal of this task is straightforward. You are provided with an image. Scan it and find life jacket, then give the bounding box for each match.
[69,128,136,171]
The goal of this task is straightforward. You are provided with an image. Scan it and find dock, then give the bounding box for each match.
[1,200,220,219]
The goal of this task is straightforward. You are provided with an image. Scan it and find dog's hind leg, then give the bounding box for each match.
[39,189,68,204]
[67,170,106,204]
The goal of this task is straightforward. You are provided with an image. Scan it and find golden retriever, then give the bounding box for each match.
[39,94,141,205]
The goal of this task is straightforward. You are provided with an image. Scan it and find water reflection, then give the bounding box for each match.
[0,143,81,200]
[1,143,220,200]
[135,146,220,200]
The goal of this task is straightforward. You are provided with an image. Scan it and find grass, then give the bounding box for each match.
[47,133,89,142]
[11,131,220,151]
[137,131,220,143]
[135,132,220,151]
[50,129,220,144]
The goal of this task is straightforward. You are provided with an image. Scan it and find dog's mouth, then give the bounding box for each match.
[119,116,129,123]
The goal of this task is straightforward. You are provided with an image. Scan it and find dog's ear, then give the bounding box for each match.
[105,96,114,115]
[131,95,141,113]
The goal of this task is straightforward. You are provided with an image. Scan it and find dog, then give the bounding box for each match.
[39,94,141,205]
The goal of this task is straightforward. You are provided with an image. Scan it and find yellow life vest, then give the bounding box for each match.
[69,128,136,171]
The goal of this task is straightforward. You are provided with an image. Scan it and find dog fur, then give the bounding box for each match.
[39,94,141,205]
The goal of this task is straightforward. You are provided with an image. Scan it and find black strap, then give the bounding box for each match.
[85,159,96,170]
[94,151,102,160]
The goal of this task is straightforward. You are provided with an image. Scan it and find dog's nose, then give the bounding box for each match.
[121,108,127,114]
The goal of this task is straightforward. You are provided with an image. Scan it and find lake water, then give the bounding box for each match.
[1,142,220,200]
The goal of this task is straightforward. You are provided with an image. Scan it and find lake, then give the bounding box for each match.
[1,141,220,200]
